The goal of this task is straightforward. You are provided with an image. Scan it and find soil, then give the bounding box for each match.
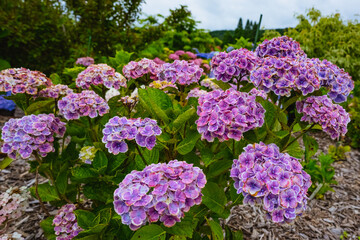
[1,113,359,240]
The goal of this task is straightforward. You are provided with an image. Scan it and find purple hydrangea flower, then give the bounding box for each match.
[255,36,307,60]
[248,88,268,100]
[309,58,354,103]
[113,160,206,230]
[211,48,259,83]
[38,84,73,99]
[196,89,265,142]
[186,88,208,100]
[75,57,94,67]
[0,68,52,95]
[230,142,311,224]
[157,60,203,85]
[76,64,127,90]
[123,58,161,80]
[102,117,161,154]
[250,57,320,97]
[58,90,109,120]
[1,114,66,159]
[296,95,350,139]
[52,204,83,240]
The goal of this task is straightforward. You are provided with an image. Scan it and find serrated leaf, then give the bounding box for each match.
[172,107,196,132]
[202,182,227,216]
[176,131,200,155]
[40,217,56,240]
[206,218,223,240]
[93,151,108,174]
[131,225,166,240]
[74,210,98,230]
[162,215,198,238]
[303,134,318,160]
[26,99,54,114]
[71,166,98,182]
[30,182,60,202]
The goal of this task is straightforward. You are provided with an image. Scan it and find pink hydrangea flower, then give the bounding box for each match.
[1,114,66,159]
[102,117,161,154]
[196,89,265,142]
[296,95,350,139]
[0,187,29,226]
[0,68,52,95]
[123,58,161,80]
[38,84,73,99]
[75,57,94,67]
[157,60,203,85]
[76,64,127,90]
[53,204,83,240]
[230,142,311,224]
[113,160,206,230]
[58,90,109,120]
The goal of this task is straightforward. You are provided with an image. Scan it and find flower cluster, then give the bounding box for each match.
[248,88,268,100]
[1,114,66,159]
[211,48,258,83]
[0,68,52,95]
[250,57,320,96]
[76,64,127,90]
[75,57,94,67]
[200,78,221,90]
[79,146,98,164]
[186,88,208,99]
[102,117,161,154]
[120,89,139,110]
[113,160,206,230]
[149,80,178,91]
[310,58,354,103]
[196,89,265,142]
[0,187,29,226]
[157,60,203,85]
[58,90,109,120]
[53,204,83,240]
[169,50,197,60]
[255,36,306,60]
[296,95,350,139]
[0,91,16,111]
[123,58,161,80]
[230,142,311,223]
[38,84,73,99]
[0,232,24,240]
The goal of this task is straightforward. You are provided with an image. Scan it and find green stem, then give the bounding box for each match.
[236,75,242,91]
[35,166,50,216]
[281,123,316,152]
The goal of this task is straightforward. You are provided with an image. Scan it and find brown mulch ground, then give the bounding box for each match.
[1,112,360,239]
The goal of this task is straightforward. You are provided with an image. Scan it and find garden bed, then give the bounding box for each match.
[1,115,359,240]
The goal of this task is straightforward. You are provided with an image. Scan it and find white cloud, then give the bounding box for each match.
[141,0,360,30]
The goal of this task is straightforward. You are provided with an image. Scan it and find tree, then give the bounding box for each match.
[234,17,243,38]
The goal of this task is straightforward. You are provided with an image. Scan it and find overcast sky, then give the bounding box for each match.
[141,0,360,31]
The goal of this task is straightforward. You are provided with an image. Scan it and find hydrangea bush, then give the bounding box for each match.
[0,36,353,239]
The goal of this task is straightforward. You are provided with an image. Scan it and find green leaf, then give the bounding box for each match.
[261,100,276,129]
[202,182,227,216]
[303,134,318,160]
[107,154,127,174]
[138,88,172,124]
[172,107,196,132]
[83,182,115,203]
[26,99,54,115]
[55,167,68,195]
[230,184,243,205]
[284,139,304,159]
[163,215,198,238]
[50,73,62,84]
[207,159,233,179]
[74,210,98,230]
[274,130,289,139]
[201,149,215,167]
[40,217,56,240]
[93,151,108,174]
[131,225,166,240]
[71,166,98,182]
[96,208,112,224]
[30,183,60,202]
[0,59,10,71]
[0,157,13,169]
[176,131,200,155]
[206,218,223,240]
[211,79,231,90]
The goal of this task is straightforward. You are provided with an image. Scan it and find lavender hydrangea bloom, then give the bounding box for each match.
[250,57,320,96]
[76,64,127,90]
[230,142,311,224]
[113,160,206,230]
[102,117,161,154]
[52,204,83,240]
[196,89,265,142]
[157,60,203,85]
[1,114,66,159]
[186,88,208,100]
[255,36,307,60]
[58,90,109,120]
[38,84,73,99]
[75,57,94,67]
[211,48,259,83]
[296,95,350,139]
[123,58,161,80]
[309,58,354,103]
[0,68,52,95]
